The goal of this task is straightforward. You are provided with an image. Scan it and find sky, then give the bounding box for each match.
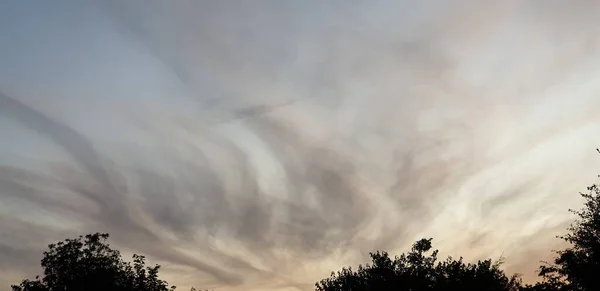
[1,0,600,290]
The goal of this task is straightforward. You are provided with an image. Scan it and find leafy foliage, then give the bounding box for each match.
[316,238,522,291]
[11,233,175,291]
[532,182,600,291]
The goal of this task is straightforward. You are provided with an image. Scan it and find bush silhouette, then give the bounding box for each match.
[11,233,175,291]
[315,238,522,291]
[529,181,600,291]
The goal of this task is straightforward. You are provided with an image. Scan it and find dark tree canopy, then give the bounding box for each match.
[315,238,523,291]
[532,182,600,291]
[11,233,175,291]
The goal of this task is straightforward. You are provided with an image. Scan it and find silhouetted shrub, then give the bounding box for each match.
[315,238,522,291]
[11,233,175,291]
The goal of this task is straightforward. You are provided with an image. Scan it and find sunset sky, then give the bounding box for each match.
[2,1,600,290]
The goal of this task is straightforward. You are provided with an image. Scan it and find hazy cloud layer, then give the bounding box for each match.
[2,1,600,290]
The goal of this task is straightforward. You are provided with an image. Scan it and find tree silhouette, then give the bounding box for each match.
[11,233,175,291]
[315,238,523,291]
[532,181,600,291]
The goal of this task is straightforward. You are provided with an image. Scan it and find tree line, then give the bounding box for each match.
[11,173,600,291]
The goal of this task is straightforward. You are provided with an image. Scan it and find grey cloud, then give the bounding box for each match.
[0,92,244,284]
[2,1,600,290]
[0,87,445,287]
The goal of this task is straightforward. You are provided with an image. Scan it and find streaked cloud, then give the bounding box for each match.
[2,1,600,290]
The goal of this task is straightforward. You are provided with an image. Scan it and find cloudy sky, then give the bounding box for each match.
[2,1,600,290]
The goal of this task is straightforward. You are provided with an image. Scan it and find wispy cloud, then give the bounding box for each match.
[2,1,600,290]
